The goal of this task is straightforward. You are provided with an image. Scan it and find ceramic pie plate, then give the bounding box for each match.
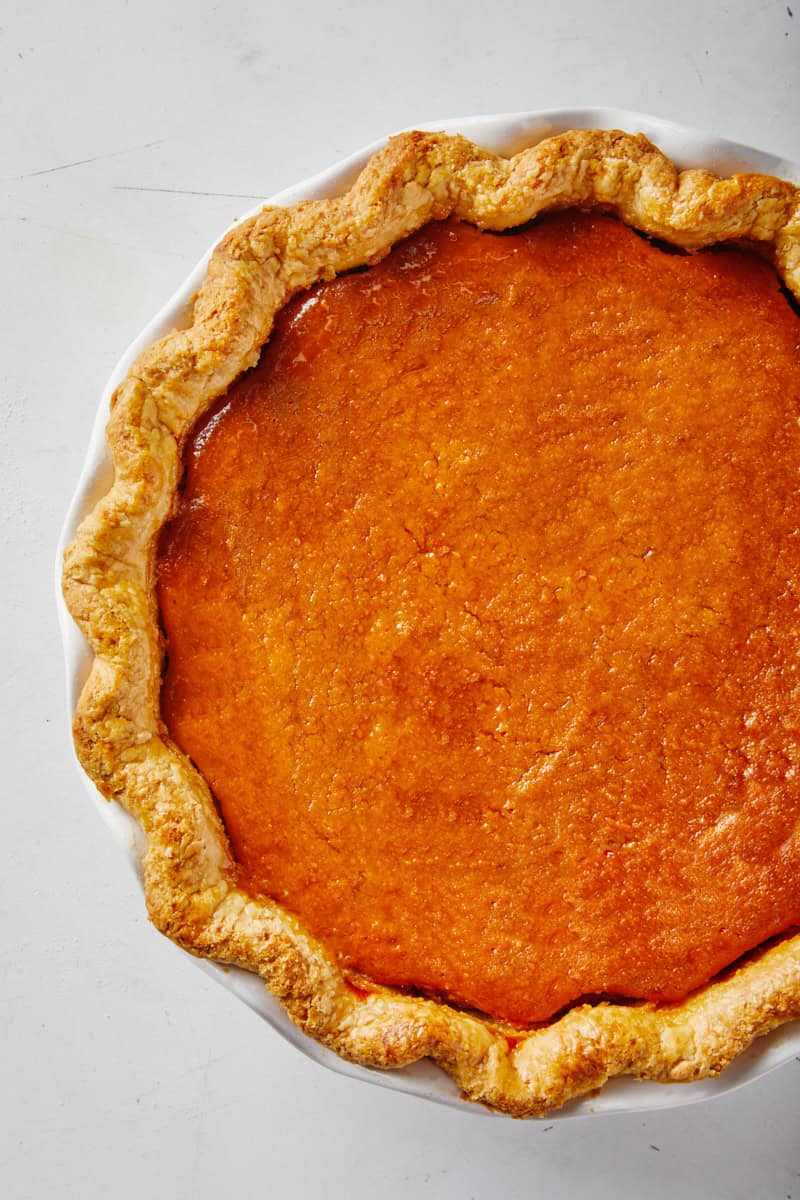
[56,108,800,1119]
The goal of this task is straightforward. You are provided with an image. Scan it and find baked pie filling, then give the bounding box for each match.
[158,211,800,1027]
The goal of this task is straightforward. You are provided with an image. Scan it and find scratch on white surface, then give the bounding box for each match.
[133,1053,231,1103]
[115,185,265,199]
[684,49,705,87]
[8,138,169,181]
[1,213,187,258]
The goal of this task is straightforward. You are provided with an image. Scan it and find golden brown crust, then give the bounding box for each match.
[62,128,800,1116]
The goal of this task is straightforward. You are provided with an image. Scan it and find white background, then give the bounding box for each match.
[3,0,800,1196]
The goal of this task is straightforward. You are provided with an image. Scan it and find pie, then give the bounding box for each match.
[63,128,800,1116]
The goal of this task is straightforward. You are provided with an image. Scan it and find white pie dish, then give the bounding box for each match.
[56,107,800,1119]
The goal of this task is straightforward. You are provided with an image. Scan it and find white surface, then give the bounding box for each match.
[4,0,800,1195]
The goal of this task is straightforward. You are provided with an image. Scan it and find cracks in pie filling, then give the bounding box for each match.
[157,210,800,1026]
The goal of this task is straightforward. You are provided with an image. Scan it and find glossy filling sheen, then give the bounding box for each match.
[158,213,800,1025]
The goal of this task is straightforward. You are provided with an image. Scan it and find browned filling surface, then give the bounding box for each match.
[158,212,800,1025]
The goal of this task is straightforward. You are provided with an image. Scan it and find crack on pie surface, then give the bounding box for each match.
[156,209,800,1027]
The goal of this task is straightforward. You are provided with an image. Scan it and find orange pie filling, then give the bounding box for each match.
[157,212,800,1026]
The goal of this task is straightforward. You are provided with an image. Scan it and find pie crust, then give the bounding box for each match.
[62,128,800,1116]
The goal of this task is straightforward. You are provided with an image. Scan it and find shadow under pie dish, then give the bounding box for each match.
[62,124,800,1117]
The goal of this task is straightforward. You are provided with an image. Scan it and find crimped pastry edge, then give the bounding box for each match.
[61,127,800,1117]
